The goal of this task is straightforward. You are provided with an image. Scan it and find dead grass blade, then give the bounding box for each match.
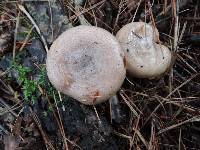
[158,115,200,135]
[12,11,20,60]
[18,4,48,53]
[166,73,198,98]
[119,90,140,118]
[133,127,148,149]
[29,107,55,150]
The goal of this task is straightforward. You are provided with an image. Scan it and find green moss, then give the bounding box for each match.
[12,61,58,104]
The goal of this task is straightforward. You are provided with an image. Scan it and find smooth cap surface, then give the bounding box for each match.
[46,25,126,105]
[116,22,159,43]
[116,22,171,78]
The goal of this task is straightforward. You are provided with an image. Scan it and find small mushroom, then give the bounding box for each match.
[46,25,126,105]
[116,22,172,78]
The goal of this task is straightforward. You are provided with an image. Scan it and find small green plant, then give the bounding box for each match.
[13,63,38,103]
[38,65,58,99]
[38,65,46,86]
[12,62,59,104]
[23,79,37,102]
[16,65,31,83]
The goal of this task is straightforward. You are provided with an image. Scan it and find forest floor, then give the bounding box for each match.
[0,0,200,149]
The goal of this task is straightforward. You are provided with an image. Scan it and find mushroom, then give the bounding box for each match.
[116,22,172,79]
[46,25,126,105]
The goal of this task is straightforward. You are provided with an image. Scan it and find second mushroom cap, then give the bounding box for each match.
[116,22,172,79]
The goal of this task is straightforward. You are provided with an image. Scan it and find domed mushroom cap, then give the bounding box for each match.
[116,22,171,79]
[46,25,126,105]
[153,44,172,77]
[116,22,159,43]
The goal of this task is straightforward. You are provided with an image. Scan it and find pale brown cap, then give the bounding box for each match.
[116,22,171,78]
[116,22,159,43]
[46,25,126,105]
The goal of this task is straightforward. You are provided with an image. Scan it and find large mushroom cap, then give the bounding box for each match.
[116,22,171,79]
[46,25,126,105]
